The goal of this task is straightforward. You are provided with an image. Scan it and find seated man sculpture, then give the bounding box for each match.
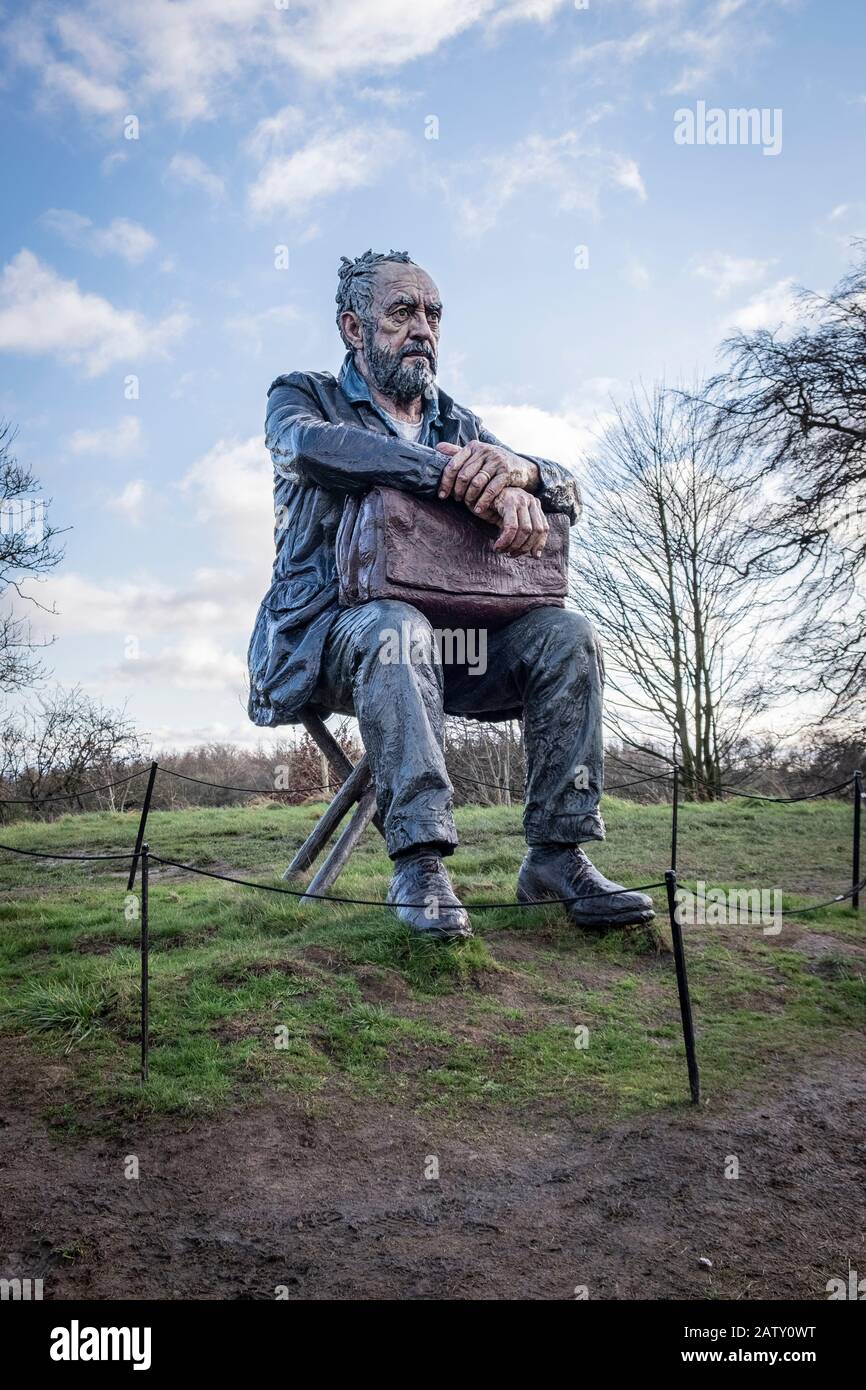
[248,249,654,941]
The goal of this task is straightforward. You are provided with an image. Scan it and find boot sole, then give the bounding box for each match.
[387,903,473,943]
[517,883,655,927]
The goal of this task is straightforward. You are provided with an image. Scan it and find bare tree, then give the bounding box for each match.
[572,384,769,798]
[0,687,144,819]
[0,421,63,692]
[703,243,866,734]
[444,718,523,805]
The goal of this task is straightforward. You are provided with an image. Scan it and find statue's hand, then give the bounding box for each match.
[481,486,550,559]
[436,440,540,516]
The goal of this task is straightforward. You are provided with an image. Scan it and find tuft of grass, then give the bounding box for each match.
[3,972,134,1052]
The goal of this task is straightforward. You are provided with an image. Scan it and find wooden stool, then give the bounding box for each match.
[283,711,386,899]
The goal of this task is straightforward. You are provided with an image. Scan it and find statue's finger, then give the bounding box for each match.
[473,472,508,514]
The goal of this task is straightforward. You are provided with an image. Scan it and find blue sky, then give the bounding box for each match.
[0,0,863,750]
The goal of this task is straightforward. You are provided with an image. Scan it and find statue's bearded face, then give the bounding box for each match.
[360,264,442,406]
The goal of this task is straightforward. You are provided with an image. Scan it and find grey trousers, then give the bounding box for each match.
[310,600,606,858]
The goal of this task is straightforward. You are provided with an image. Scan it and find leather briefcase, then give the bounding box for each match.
[336,486,569,627]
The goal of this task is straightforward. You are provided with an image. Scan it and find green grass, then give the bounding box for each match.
[0,795,863,1123]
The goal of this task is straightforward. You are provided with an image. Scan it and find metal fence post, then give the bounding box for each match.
[665,868,700,1105]
[670,764,680,873]
[128,761,158,891]
[140,843,150,1084]
[854,769,862,913]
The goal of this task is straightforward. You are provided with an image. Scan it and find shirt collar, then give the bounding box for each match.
[338,350,447,429]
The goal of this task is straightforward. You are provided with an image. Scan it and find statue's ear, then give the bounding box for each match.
[340,310,364,350]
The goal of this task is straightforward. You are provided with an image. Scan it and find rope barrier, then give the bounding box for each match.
[0,834,664,911]
[155,765,341,797]
[0,841,137,862]
[0,767,149,806]
[674,874,866,918]
[0,759,857,810]
[713,777,855,803]
[0,835,859,916]
[145,853,667,910]
[768,877,866,916]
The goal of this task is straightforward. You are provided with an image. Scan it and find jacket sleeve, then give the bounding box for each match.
[265,374,445,497]
[475,421,582,525]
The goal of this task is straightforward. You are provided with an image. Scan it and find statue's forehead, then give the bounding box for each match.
[372,264,441,307]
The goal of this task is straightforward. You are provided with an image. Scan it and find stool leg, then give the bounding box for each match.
[283,755,371,880]
[299,712,354,782]
[298,711,386,841]
[301,786,379,900]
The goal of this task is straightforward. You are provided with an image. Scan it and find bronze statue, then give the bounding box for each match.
[248,250,654,939]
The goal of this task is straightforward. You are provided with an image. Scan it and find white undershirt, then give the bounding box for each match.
[383,411,423,444]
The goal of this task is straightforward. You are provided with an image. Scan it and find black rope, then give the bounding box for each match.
[0,841,137,862]
[449,770,520,795]
[0,768,149,807]
[0,839,860,916]
[447,766,674,797]
[675,874,866,918]
[145,853,666,910]
[155,765,341,797]
[606,770,673,792]
[2,759,854,810]
[777,877,866,916]
[714,777,855,803]
[0,838,665,910]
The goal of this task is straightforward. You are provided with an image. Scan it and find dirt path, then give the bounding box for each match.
[1,1043,864,1301]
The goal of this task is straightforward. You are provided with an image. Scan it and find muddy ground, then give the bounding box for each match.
[1,1042,863,1301]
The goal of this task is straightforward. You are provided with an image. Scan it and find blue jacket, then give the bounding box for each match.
[247,352,581,726]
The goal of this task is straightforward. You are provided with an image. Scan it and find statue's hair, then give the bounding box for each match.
[335,249,416,348]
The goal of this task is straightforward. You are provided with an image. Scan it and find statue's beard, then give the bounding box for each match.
[363,327,436,406]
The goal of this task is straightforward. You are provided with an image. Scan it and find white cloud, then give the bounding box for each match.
[100,151,127,177]
[572,28,656,70]
[488,0,569,28]
[105,636,247,692]
[107,479,148,521]
[356,85,419,109]
[249,123,408,217]
[625,259,651,289]
[722,277,801,334]
[42,60,126,116]
[165,153,225,201]
[245,106,307,162]
[692,251,775,298]
[474,401,599,471]
[0,250,190,376]
[70,416,141,456]
[283,0,497,80]
[569,0,782,96]
[8,0,572,128]
[16,433,277,696]
[446,129,647,236]
[225,305,302,356]
[40,209,157,263]
[612,156,647,200]
[178,435,274,561]
[24,567,258,645]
